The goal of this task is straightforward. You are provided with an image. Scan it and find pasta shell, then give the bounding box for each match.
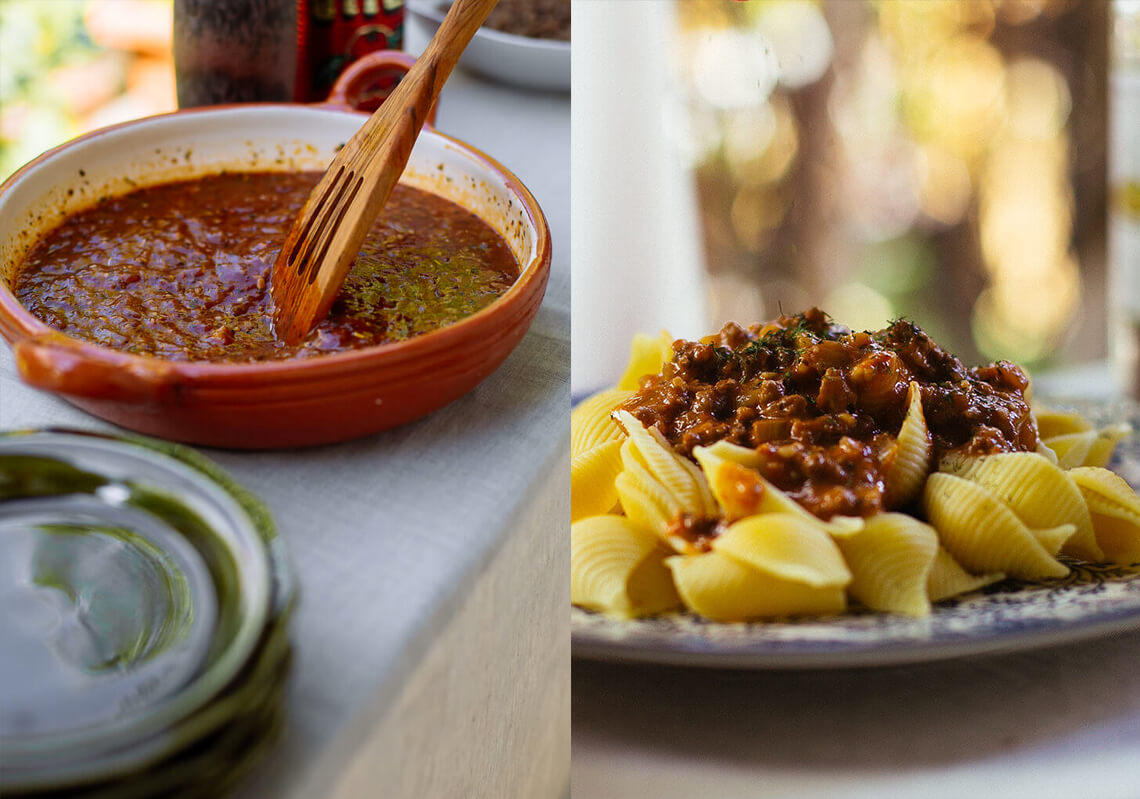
[615,459,679,545]
[571,515,681,618]
[883,382,932,509]
[666,551,846,622]
[834,513,938,616]
[692,444,864,538]
[1035,439,1059,465]
[712,514,852,589]
[616,411,717,517]
[922,473,1070,579]
[571,439,624,523]
[1033,406,1092,439]
[927,546,1005,602]
[1041,431,1097,470]
[1068,467,1140,518]
[1082,424,1132,469]
[693,444,809,521]
[699,439,761,468]
[1069,467,1140,563]
[942,452,1102,562]
[1031,524,1077,556]
[1077,514,1140,564]
[617,331,675,390]
[570,388,632,457]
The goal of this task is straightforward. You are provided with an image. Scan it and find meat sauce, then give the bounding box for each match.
[14,172,519,361]
[621,308,1037,523]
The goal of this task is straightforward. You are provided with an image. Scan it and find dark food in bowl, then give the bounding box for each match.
[483,0,570,41]
[14,172,519,362]
[620,308,1037,520]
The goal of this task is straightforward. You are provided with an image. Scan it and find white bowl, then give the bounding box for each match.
[406,0,570,92]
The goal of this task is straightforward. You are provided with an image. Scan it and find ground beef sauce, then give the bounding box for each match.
[15,172,518,362]
[621,308,1037,526]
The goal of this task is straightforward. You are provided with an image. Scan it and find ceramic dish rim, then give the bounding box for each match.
[0,103,551,388]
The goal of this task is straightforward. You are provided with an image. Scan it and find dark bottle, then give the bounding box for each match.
[174,0,406,108]
[173,0,298,107]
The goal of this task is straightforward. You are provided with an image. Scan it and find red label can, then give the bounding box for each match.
[295,0,406,104]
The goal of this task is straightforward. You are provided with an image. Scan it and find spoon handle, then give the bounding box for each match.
[272,0,499,344]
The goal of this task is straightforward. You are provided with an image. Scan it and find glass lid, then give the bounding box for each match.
[0,430,274,790]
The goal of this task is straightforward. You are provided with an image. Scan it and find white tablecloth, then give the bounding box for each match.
[0,68,570,798]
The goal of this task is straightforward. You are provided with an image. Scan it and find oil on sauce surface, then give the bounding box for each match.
[15,172,519,361]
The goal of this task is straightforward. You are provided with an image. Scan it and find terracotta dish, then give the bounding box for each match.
[0,52,551,449]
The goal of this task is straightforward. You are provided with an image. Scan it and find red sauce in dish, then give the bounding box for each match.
[14,171,519,361]
[621,308,1037,520]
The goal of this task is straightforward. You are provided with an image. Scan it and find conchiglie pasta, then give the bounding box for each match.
[570,388,632,457]
[571,439,624,523]
[1081,424,1132,469]
[571,515,681,618]
[712,515,852,589]
[666,551,846,622]
[1034,406,1093,439]
[693,444,799,521]
[696,439,761,468]
[611,413,718,551]
[1032,524,1077,556]
[617,331,675,391]
[1069,467,1140,563]
[922,473,1070,579]
[882,382,932,509]
[926,546,1005,603]
[834,513,937,616]
[616,411,717,517]
[614,458,680,547]
[942,452,1102,562]
[570,319,1140,625]
[691,444,864,537]
[1039,422,1130,470]
[1041,431,1098,470]
[1069,467,1140,519]
[1035,439,1060,465]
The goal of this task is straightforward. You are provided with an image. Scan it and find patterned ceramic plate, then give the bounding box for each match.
[571,399,1140,669]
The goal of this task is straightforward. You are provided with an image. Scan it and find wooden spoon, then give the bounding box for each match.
[271,0,499,344]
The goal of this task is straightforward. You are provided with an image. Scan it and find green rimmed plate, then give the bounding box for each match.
[0,430,294,794]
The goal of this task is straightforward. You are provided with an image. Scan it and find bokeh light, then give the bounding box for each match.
[673,0,1104,370]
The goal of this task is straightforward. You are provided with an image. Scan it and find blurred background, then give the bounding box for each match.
[0,0,177,181]
[572,0,1125,395]
[0,0,1129,385]
[672,0,1107,369]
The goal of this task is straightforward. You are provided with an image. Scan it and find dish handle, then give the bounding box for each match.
[319,51,439,129]
[13,334,179,403]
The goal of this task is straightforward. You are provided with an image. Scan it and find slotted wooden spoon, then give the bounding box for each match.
[271,0,499,344]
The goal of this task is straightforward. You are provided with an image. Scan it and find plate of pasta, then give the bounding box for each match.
[570,309,1140,668]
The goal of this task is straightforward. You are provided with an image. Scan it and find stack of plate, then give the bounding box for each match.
[0,430,294,797]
